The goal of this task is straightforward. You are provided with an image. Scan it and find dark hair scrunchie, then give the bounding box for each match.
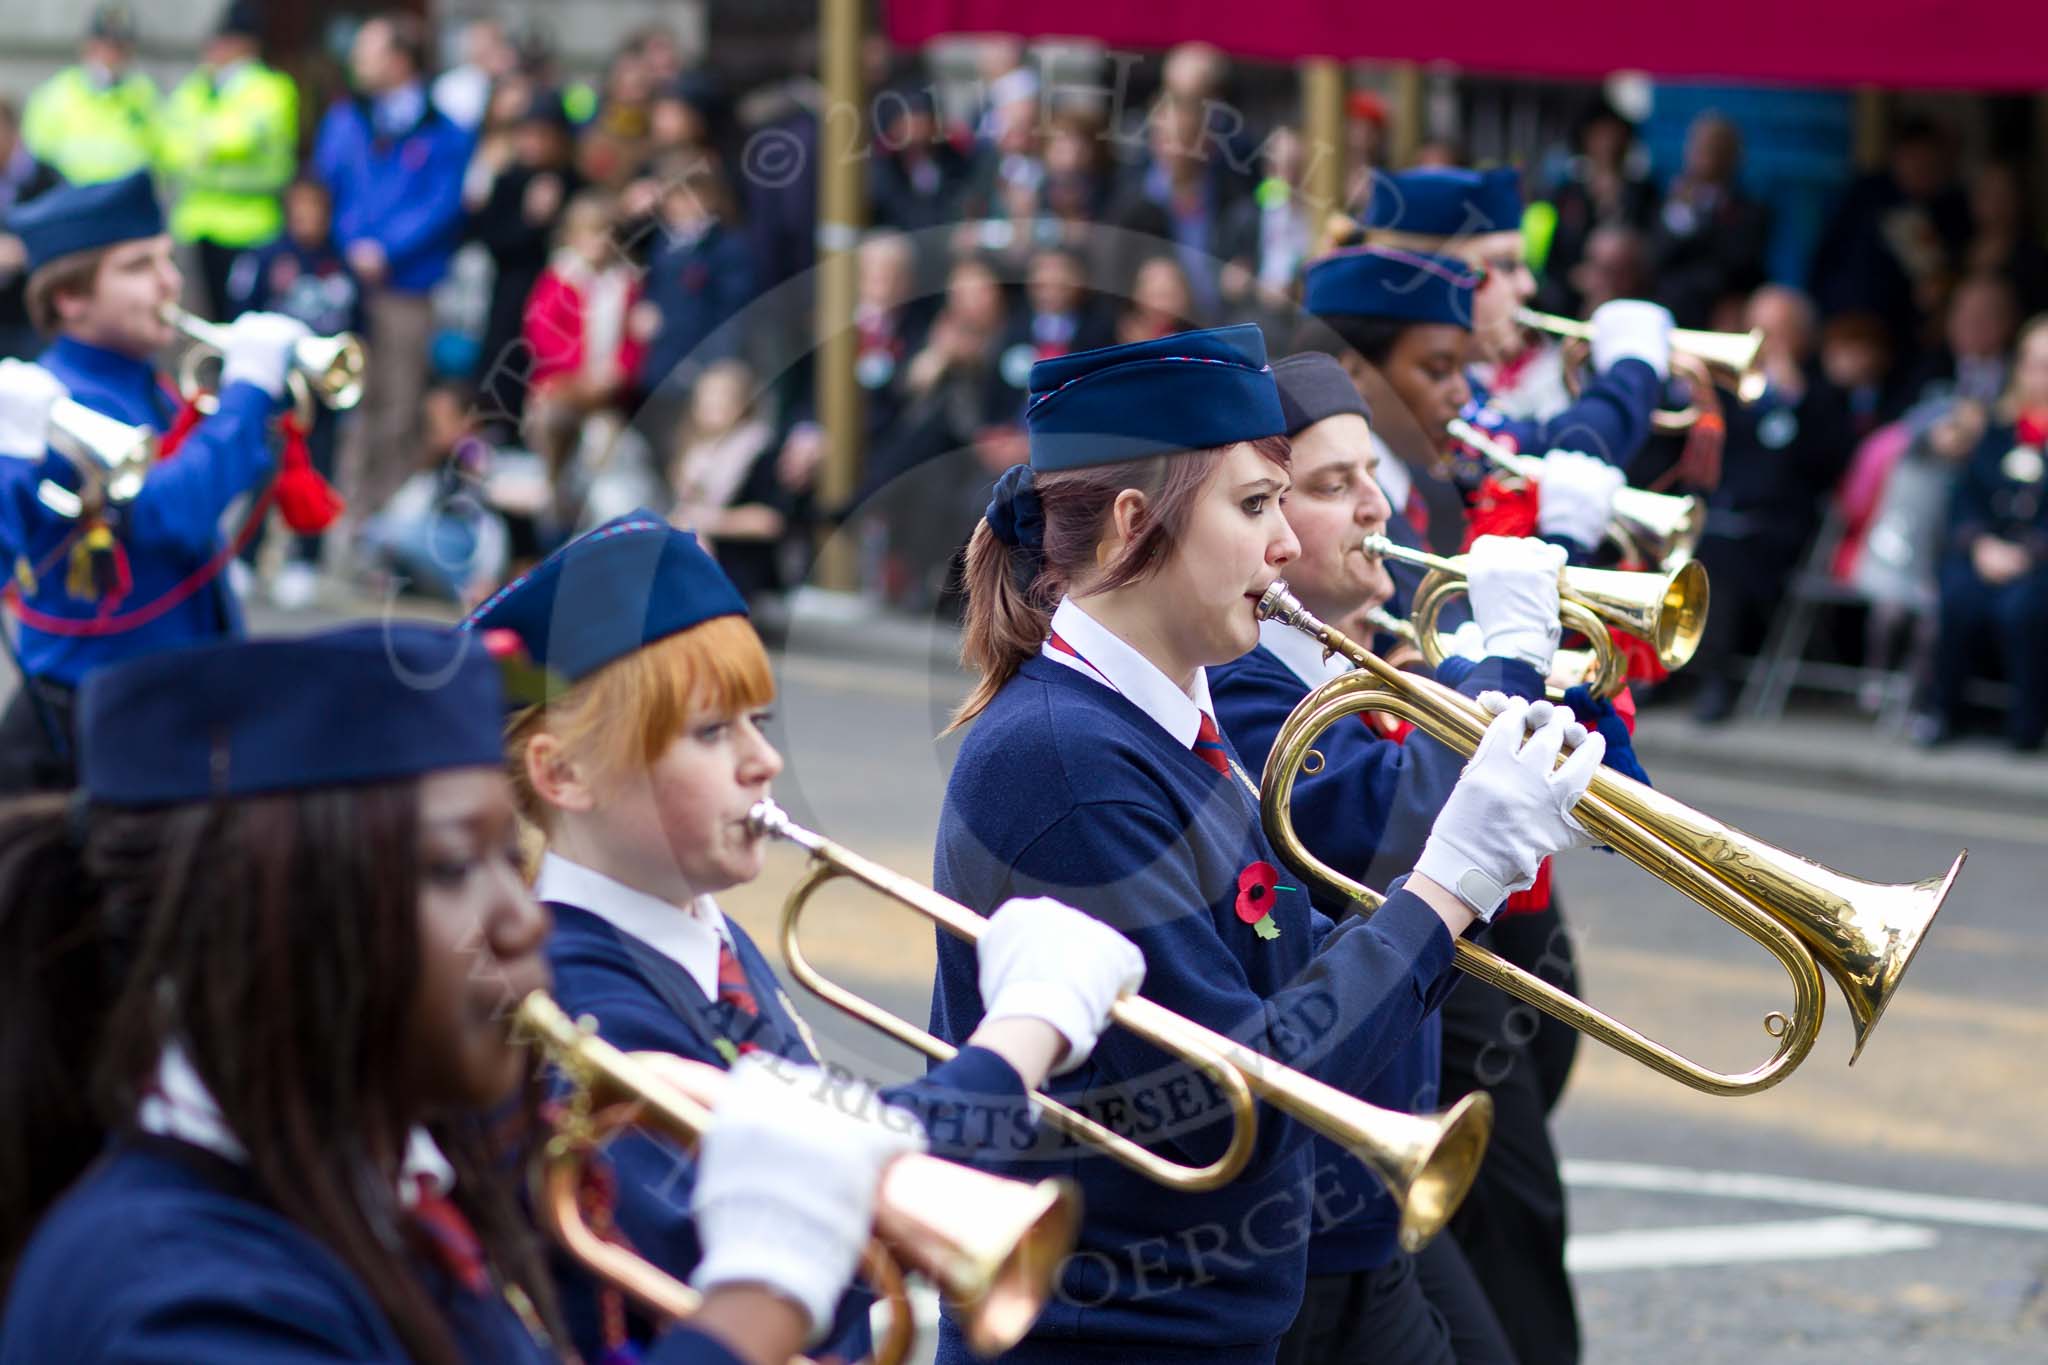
[985,463,1047,588]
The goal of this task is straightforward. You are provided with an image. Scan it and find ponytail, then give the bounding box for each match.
[951,437,1288,729]
[0,795,110,1286]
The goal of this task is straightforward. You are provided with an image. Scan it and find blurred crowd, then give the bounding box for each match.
[5,5,2048,742]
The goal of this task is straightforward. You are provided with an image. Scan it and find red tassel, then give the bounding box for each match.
[1461,475,1540,549]
[159,397,206,459]
[272,412,344,534]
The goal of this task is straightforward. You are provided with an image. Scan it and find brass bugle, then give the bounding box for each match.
[747,800,1494,1253]
[1360,531,1703,686]
[516,991,1080,1360]
[16,398,161,518]
[1517,305,1765,433]
[161,303,367,411]
[1446,417,1704,570]
[1258,581,1965,1096]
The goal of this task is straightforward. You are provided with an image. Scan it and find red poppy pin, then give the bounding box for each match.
[1235,861,1283,941]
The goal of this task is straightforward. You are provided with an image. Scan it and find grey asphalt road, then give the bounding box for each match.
[730,646,2048,1365]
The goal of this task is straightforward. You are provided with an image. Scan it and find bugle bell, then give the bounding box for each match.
[14,398,160,518]
[1258,581,1965,1096]
[747,800,1494,1253]
[162,303,367,412]
[516,991,1081,1360]
[1517,305,1765,433]
[1446,417,1704,570]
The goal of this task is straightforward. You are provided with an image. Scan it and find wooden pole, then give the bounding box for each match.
[813,0,866,590]
[1300,57,1346,222]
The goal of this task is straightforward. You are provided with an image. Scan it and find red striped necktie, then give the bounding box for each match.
[716,938,762,1021]
[1192,711,1233,778]
[409,1181,490,1296]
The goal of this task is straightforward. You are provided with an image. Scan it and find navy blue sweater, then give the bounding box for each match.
[1467,356,1663,473]
[546,899,1031,1362]
[0,1135,745,1365]
[1210,646,1544,1274]
[930,655,1461,1362]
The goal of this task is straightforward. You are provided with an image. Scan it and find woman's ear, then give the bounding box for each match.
[1099,488,1150,566]
[524,732,596,814]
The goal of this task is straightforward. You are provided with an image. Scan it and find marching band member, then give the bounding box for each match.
[1361,165,1675,478]
[0,623,903,1365]
[1214,351,1560,1365]
[931,322,1604,1364]
[465,512,1144,1362]
[0,170,318,794]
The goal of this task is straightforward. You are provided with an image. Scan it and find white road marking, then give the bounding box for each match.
[1566,1215,1938,1273]
[1565,1159,2048,1234]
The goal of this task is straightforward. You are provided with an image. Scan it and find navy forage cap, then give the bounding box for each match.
[9,171,165,273]
[78,624,506,806]
[1272,353,1371,436]
[1024,323,1287,472]
[462,509,748,702]
[1302,246,1480,331]
[1363,166,1524,238]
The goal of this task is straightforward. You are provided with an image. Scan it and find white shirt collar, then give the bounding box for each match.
[1258,614,1349,689]
[139,1041,455,1205]
[1371,429,1414,518]
[1041,596,1215,749]
[534,851,726,1001]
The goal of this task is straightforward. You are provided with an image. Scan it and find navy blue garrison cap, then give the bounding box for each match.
[78,623,506,806]
[1363,166,1524,238]
[1303,246,1480,331]
[462,509,748,700]
[1024,323,1286,471]
[9,171,165,273]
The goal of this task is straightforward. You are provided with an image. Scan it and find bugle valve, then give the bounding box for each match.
[161,303,367,413]
[747,800,1494,1252]
[1258,581,1965,1096]
[516,991,1081,1360]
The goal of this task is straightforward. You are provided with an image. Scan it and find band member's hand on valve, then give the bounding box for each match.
[1466,535,1568,673]
[1589,298,1675,379]
[0,358,66,458]
[690,1054,927,1342]
[978,895,1147,1075]
[1533,450,1626,549]
[220,311,313,399]
[1412,695,1603,921]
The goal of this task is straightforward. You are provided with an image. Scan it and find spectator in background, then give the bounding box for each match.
[628,23,689,90]
[1000,244,1111,382]
[1810,116,1970,358]
[159,1,299,318]
[668,358,787,603]
[522,191,643,501]
[1960,162,2048,320]
[1902,270,2018,409]
[315,11,472,528]
[576,46,657,189]
[0,97,63,361]
[634,159,757,435]
[357,377,509,604]
[1647,112,1769,329]
[870,88,970,236]
[432,16,517,131]
[849,230,930,441]
[1687,286,1854,722]
[469,89,581,439]
[1342,90,1388,213]
[1104,95,1230,321]
[226,177,365,608]
[1042,109,1111,232]
[1219,126,1315,330]
[1536,99,1659,318]
[20,3,158,186]
[1818,312,1900,439]
[461,67,537,208]
[1921,314,2048,749]
[1115,253,1199,344]
[1570,222,1652,313]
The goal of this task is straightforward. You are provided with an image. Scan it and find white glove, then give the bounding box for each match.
[692,1055,927,1341]
[1466,535,1566,673]
[1413,695,1604,920]
[1477,691,1589,748]
[978,895,1145,1076]
[220,311,312,398]
[1534,450,1625,549]
[0,358,67,459]
[1589,299,1674,380]
[1446,620,1488,661]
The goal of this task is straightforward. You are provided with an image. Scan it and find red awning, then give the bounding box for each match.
[885,1,2048,92]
